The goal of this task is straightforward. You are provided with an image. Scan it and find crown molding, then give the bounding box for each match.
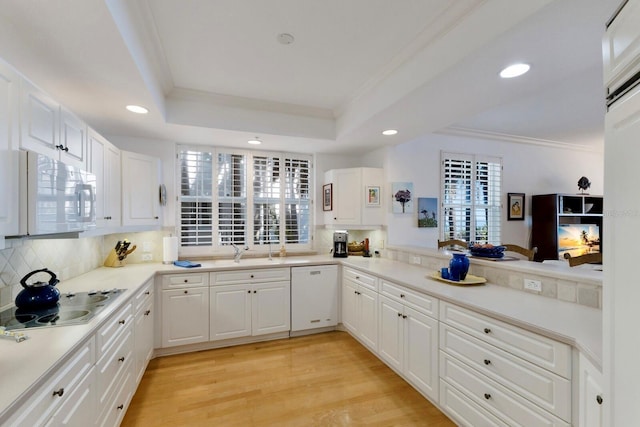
[438,126,603,153]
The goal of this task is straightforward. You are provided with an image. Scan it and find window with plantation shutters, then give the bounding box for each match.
[177,145,312,255]
[441,152,502,245]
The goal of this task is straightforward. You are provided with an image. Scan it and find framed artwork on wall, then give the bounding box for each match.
[392,182,413,213]
[418,197,438,227]
[508,193,525,220]
[323,184,333,211]
[366,186,380,206]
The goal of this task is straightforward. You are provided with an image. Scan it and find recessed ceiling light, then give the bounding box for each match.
[126,105,149,114]
[248,137,261,145]
[382,129,398,136]
[499,63,530,78]
[277,33,295,45]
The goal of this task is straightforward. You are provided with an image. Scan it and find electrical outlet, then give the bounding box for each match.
[142,241,152,252]
[411,256,421,265]
[524,279,542,292]
[142,253,153,261]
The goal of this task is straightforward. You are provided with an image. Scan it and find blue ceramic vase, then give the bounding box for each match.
[449,253,470,281]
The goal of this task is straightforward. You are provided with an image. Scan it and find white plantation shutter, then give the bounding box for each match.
[177,145,312,255]
[284,156,310,244]
[178,150,213,246]
[441,152,502,244]
[253,155,281,246]
[217,152,247,246]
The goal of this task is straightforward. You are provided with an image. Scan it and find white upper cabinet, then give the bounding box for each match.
[324,167,384,229]
[603,0,640,93]
[20,78,87,169]
[121,150,161,227]
[89,129,121,229]
[0,58,20,236]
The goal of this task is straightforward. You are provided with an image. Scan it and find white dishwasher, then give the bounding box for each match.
[291,265,339,332]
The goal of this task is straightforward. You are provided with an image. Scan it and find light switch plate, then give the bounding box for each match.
[524,279,542,292]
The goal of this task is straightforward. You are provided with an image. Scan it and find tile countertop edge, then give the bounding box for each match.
[342,257,603,370]
[0,255,602,421]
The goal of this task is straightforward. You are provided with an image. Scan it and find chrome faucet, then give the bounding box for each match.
[232,244,249,263]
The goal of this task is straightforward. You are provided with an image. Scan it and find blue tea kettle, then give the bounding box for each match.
[15,268,60,310]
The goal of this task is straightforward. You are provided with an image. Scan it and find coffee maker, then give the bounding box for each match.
[333,231,348,258]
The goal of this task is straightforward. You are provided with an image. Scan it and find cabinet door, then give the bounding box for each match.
[134,298,154,385]
[121,150,160,226]
[161,287,209,347]
[579,354,604,427]
[210,284,251,341]
[59,107,86,169]
[378,295,404,372]
[603,0,640,92]
[341,278,358,334]
[89,130,121,228]
[358,286,378,351]
[327,168,361,225]
[105,142,122,226]
[20,78,59,158]
[0,59,19,236]
[252,281,290,336]
[45,366,97,427]
[404,306,438,401]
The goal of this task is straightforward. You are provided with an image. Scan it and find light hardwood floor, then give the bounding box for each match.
[121,331,455,426]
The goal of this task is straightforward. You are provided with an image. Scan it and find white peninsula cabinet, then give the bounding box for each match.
[210,268,290,341]
[160,273,210,347]
[341,267,378,351]
[121,150,161,227]
[324,167,384,229]
[439,301,572,426]
[578,353,604,427]
[20,78,87,169]
[378,280,439,402]
[88,128,121,229]
[133,278,154,385]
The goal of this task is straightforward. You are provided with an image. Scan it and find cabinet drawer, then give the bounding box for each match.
[5,338,95,427]
[440,323,571,422]
[96,302,133,358]
[440,352,569,427]
[161,272,209,289]
[96,324,134,407]
[212,268,289,285]
[380,280,438,318]
[342,267,377,291]
[439,380,510,427]
[440,301,571,378]
[96,357,134,427]
[134,278,154,312]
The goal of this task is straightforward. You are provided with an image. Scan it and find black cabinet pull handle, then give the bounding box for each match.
[484,393,491,400]
[118,356,125,362]
[248,290,251,293]
[119,319,125,325]
[144,310,151,316]
[484,328,491,334]
[52,388,64,397]
[484,359,491,365]
[145,291,150,295]
[117,404,124,410]
[397,312,402,317]
[184,290,188,294]
[400,294,405,298]
[184,279,188,283]
[597,395,603,405]
[402,315,407,319]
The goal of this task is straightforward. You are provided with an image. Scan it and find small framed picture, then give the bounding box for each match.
[323,183,333,211]
[366,186,380,206]
[508,193,525,220]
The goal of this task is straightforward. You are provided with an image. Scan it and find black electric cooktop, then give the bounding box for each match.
[0,289,125,330]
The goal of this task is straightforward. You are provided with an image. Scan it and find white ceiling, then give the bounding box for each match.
[0,0,619,154]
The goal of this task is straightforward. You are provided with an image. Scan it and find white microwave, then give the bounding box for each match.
[15,151,96,236]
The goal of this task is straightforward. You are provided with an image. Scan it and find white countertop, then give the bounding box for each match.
[0,255,602,422]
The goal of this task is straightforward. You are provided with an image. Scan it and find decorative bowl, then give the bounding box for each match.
[347,242,365,252]
[469,244,506,258]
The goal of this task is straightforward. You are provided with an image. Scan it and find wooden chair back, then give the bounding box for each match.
[437,239,468,250]
[502,244,537,261]
[563,252,602,267]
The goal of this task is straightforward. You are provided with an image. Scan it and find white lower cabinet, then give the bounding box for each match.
[341,267,378,351]
[378,280,439,402]
[210,268,290,341]
[160,273,210,347]
[5,338,96,427]
[133,290,154,385]
[578,353,604,427]
[439,301,572,426]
